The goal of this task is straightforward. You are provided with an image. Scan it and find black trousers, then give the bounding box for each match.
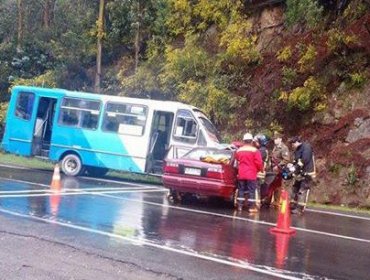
[291,176,312,209]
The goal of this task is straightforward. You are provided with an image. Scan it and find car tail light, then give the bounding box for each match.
[206,166,224,180]
[164,162,179,174]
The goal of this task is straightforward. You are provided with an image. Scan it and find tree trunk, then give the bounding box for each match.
[17,0,24,52]
[134,22,140,73]
[95,0,105,93]
[43,0,55,29]
[134,1,141,73]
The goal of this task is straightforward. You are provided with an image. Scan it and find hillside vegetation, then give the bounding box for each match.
[0,0,369,207]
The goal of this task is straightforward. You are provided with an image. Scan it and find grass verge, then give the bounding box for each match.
[308,202,370,215]
[0,151,161,185]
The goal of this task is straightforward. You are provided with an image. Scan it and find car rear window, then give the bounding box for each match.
[183,149,233,161]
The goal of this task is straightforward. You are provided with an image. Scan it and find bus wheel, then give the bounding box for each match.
[85,166,109,177]
[61,154,83,176]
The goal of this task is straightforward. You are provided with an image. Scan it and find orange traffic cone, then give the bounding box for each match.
[50,164,62,216]
[51,164,62,190]
[273,232,292,268]
[270,189,296,234]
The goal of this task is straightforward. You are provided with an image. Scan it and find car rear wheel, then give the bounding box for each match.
[167,189,181,204]
[61,154,83,176]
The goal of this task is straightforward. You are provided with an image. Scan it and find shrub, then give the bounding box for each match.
[219,19,261,64]
[326,28,358,53]
[298,44,317,72]
[343,1,368,23]
[10,71,57,88]
[276,46,292,62]
[329,163,343,175]
[347,72,367,89]
[285,0,324,29]
[281,76,324,111]
[282,66,297,87]
[345,163,359,187]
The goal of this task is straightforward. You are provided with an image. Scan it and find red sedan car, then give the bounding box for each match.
[162,147,238,204]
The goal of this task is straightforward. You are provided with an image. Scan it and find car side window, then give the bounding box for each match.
[15,92,35,121]
[173,109,197,144]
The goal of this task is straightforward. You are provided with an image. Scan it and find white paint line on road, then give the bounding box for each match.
[1,175,369,243]
[0,189,53,194]
[305,208,370,221]
[0,163,158,189]
[78,174,159,189]
[0,207,306,280]
[99,193,370,244]
[0,184,162,194]
[1,164,368,221]
[0,188,167,198]
[0,176,163,193]
[0,177,50,188]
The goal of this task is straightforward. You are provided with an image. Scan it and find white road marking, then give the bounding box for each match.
[0,177,50,188]
[98,193,370,244]
[0,163,157,189]
[0,184,162,194]
[1,176,369,244]
[0,189,53,194]
[0,207,305,280]
[305,208,370,221]
[0,188,167,198]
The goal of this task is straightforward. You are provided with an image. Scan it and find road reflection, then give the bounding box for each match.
[1,173,370,280]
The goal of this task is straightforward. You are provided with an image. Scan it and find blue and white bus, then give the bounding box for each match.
[1,86,221,176]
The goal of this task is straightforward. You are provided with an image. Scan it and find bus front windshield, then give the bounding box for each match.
[193,110,221,143]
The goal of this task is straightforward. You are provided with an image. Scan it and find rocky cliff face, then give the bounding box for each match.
[245,3,370,208]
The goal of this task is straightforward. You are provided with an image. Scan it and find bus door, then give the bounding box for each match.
[32,97,57,157]
[168,109,199,159]
[3,91,36,156]
[146,111,174,173]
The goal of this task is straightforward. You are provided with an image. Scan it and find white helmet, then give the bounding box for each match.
[243,133,253,141]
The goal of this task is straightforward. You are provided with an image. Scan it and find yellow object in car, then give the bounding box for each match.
[200,156,230,164]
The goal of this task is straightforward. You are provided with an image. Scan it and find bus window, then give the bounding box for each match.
[102,102,147,136]
[197,130,207,146]
[173,109,197,144]
[15,92,35,120]
[59,98,101,130]
[194,110,221,143]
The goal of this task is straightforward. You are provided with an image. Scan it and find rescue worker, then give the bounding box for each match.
[235,132,263,213]
[289,136,316,214]
[253,134,270,208]
[268,131,290,208]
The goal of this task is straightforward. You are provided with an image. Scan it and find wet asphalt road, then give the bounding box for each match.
[0,164,369,280]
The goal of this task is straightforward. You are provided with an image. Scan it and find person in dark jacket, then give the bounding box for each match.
[235,132,263,213]
[289,136,316,214]
[253,134,269,207]
[268,131,291,208]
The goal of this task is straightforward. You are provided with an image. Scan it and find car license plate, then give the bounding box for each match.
[184,168,201,176]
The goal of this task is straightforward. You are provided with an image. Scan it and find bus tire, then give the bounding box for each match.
[85,166,109,177]
[61,154,83,176]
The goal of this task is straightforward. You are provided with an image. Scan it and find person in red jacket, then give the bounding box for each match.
[235,132,263,213]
